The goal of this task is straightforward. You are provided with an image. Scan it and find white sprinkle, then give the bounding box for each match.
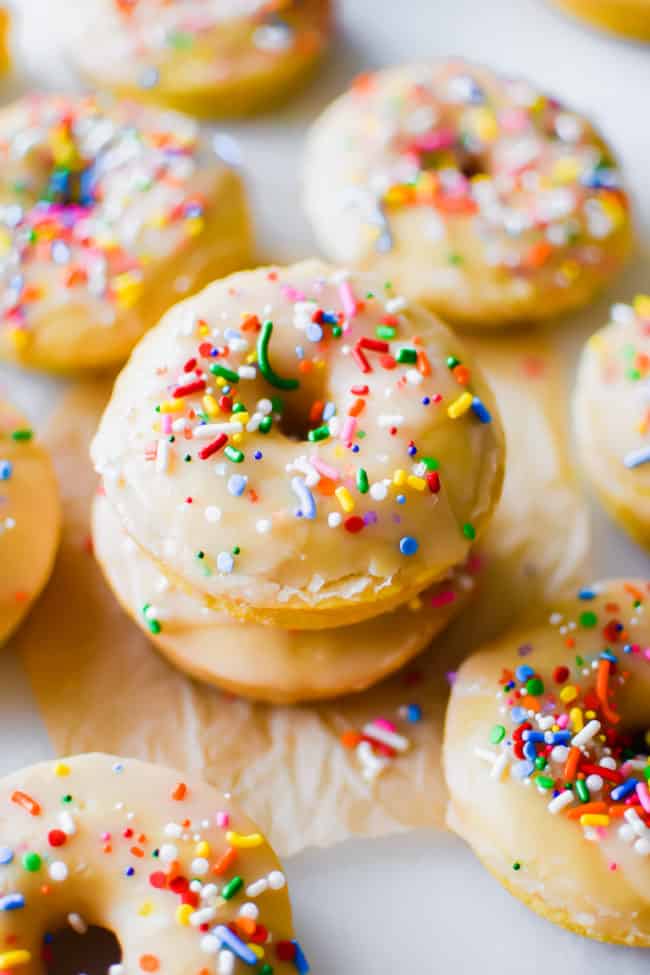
[68,912,87,934]
[193,422,242,437]
[571,719,601,748]
[362,722,409,753]
[246,878,268,897]
[164,822,183,838]
[369,481,388,501]
[155,438,170,473]
[218,950,236,975]
[585,775,603,793]
[217,551,235,574]
[238,902,259,920]
[59,811,76,836]
[238,365,256,380]
[159,843,178,863]
[49,861,68,882]
[377,414,404,428]
[268,870,286,890]
[191,905,217,926]
[548,790,574,815]
[256,519,272,534]
[328,512,342,528]
[205,506,222,523]
[191,857,210,876]
[385,296,407,314]
[201,934,220,954]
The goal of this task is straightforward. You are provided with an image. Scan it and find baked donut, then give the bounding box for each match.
[550,0,650,41]
[0,93,251,372]
[67,0,333,118]
[574,296,650,550]
[303,60,632,329]
[0,6,9,75]
[91,260,505,638]
[0,397,60,647]
[0,752,306,972]
[92,490,477,701]
[444,578,650,946]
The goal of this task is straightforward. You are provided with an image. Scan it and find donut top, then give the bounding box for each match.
[0,398,59,645]
[0,94,225,349]
[586,296,650,473]
[0,754,303,973]
[476,582,650,861]
[92,262,504,608]
[309,61,629,275]
[74,0,324,92]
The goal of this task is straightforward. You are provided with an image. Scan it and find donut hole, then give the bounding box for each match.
[274,372,328,442]
[44,924,122,975]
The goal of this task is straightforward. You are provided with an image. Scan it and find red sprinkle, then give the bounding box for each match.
[173,379,206,399]
[198,434,227,461]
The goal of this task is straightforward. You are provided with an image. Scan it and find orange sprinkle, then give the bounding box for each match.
[623,582,644,601]
[452,365,471,385]
[524,240,553,269]
[212,846,237,877]
[130,846,144,858]
[596,659,620,724]
[566,802,607,820]
[171,782,187,801]
[11,791,41,816]
[609,803,644,818]
[340,731,362,749]
[139,956,159,972]
[416,350,431,376]
[309,400,323,425]
[240,314,260,332]
[235,917,257,938]
[564,747,580,781]
[298,360,314,375]
[348,398,366,418]
[315,477,336,497]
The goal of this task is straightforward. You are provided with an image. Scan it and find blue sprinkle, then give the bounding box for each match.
[471,397,492,423]
[0,847,14,865]
[322,401,336,421]
[321,311,338,324]
[512,760,535,780]
[295,345,305,360]
[112,762,124,774]
[253,450,263,460]
[396,494,406,504]
[0,460,12,481]
[523,731,545,743]
[511,706,528,724]
[51,240,71,264]
[292,941,311,975]
[217,552,235,574]
[351,444,360,453]
[0,893,24,911]
[523,741,537,761]
[611,779,638,802]
[228,474,248,497]
[399,535,418,556]
[407,444,417,456]
[623,644,634,655]
[601,650,618,663]
[406,704,422,723]
[124,867,135,877]
[306,322,323,342]
[213,926,257,966]
[578,588,596,600]
[139,66,160,89]
[421,396,431,405]
[291,477,316,520]
[516,665,534,682]
[224,328,242,341]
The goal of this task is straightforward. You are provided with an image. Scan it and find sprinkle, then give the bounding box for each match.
[623,446,650,469]
[292,477,317,519]
[334,486,355,513]
[447,392,473,419]
[257,320,299,391]
[226,831,264,849]
[399,536,418,556]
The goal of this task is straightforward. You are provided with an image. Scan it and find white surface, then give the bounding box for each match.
[1,1,649,971]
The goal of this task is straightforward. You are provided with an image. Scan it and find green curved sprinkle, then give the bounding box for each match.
[257,320,299,391]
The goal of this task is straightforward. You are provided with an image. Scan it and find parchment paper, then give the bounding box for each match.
[16,332,590,856]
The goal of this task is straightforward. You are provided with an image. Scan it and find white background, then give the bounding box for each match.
[1,0,650,971]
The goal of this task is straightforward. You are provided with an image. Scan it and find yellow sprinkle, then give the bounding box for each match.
[198,322,209,336]
[634,295,650,319]
[248,944,264,960]
[246,352,257,365]
[333,445,345,460]
[406,475,426,491]
[176,903,193,925]
[195,841,211,857]
[580,814,610,827]
[235,412,249,425]
[8,328,29,352]
[185,216,205,237]
[569,707,584,732]
[552,157,581,184]
[232,433,243,444]
[585,710,596,720]
[560,259,581,282]
[159,399,185,413]
[112,272,143,309]
[447,392,473,419]
[392,469,408,487]
[203,395,219,417]
[54,762,70,777]
[335,486,355,513]
[138,901,153,917]
[560,685,579,704]
[0,952,31,969]
[226,831,264,849]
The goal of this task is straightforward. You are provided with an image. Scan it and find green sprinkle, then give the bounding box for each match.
[232,402,247,414]
[232,546,240,556]
[534,756,547,771]
[575,778,590,803]
[446,356,460,370]
[11,428,33,442]
[22,852,41,872]
[512,862,521,871]
[357,468,369,494]
[142,604,161,635]
[224,446,244,463]
[376,325,396,340]
[644,766,650,782]
[489,724,506,744]
[259,966,274,975]
[579,611,598,629]
[397,348,417,365]
[222,876,243,900]
[448,252,463,265]
[259,416,272,434]
[61,795,72,804]
[526,677,544,696]
[421,456,439,471]
[196,551,205,560]
[535,775,554,790]
[332,325,343,338]
[462,522,476,541]
[257,320,299,391]
[210,363,239,384]
[307,425,330,443]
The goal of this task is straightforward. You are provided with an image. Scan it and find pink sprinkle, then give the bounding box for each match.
[310,456,340,481]
[280,285,306,302]
[216,811,230,829]
[372,718,397,732]
[637,783,650,813]
[609,862,618,871]
[162,414,172,434]
[430,589,456,608]
[340,416,357,444]
[411,128,455,152]
[556,714,569,729]
[339,281,358,319]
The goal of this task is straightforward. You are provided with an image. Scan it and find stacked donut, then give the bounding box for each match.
[91,260,505,701]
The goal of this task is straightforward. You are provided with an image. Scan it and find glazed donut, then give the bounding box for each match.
[0,6,9,75]
[574,296,650,550]
[0,753,306,972]
[303,60,632,329]
[0,397,60,647]
[67,0,333,118]
[91,260,505,634]
[0,93,251,372]
[550,0,650,41]
[444,578,650,946]
[92,490,477,701]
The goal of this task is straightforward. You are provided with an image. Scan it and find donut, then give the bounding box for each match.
[0,93,251,372]
[0,753,307,972]
[574,296,650,550]
[550,0,650,41]
[303,60,632,329]
[92,490,477,701]
[67,0,333,118]
[91,260,505,636]
[0,7,9,75]
[444,578,650,946]
[0,397,60,647]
